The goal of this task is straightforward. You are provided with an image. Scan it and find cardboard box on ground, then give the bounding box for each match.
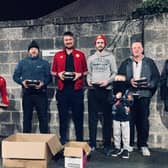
[2,133,63,168]
[64,141,91,168]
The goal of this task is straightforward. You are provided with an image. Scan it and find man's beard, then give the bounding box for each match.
[65,45,74,50]
[97,47,105,52]
[30,52,38,57]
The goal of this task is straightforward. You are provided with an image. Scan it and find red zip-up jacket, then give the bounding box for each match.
[51,49,88,90]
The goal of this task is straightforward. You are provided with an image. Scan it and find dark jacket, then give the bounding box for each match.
[112,90,133,121]
[118,57,160,98]
[160,60,168,100]
[13,55,52,93]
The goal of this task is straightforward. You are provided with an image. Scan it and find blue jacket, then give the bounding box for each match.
[13,55,52,93]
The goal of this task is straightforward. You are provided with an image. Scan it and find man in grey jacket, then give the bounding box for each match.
[87,35,117,155]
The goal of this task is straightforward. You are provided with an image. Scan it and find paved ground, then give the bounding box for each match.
[49,148,168,168]
[1,138,168,168]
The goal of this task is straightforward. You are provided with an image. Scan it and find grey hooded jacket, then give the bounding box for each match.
[87,50,117,90]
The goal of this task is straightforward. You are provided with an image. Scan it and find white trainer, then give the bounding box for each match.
[141,147,151,156]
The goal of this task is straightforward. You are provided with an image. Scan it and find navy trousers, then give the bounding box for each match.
[22,92,49,133]
[88,88,112,148]
[130,97,150,147]
[56,88,84,144]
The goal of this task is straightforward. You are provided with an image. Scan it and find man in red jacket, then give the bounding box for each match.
[51,31,88,144]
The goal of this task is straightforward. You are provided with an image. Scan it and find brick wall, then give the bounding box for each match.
[0,13,167,148]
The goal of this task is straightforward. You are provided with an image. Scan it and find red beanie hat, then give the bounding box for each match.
[94,35,107,46]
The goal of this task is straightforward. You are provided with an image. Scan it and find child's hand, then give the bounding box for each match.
[125,107,130,113]
[116,92,122,99]
[127,94,133,100]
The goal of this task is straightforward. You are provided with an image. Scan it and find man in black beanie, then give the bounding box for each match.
[13,40,52,133]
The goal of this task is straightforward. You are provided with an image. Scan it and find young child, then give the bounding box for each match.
[111,81,133,159]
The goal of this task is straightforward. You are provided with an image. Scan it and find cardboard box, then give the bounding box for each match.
[65,157,86,168]
[2,133,63,168]
[64,141,91,168]
[3,159,48,168]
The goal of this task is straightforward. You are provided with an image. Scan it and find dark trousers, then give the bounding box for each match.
[88,88,112,148]
[56,88,84,144]
[163,99,168,112]
[22,93,49,133]
[130,97,150,147]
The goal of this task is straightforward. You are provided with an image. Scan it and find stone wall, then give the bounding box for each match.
[144,14,168,148]
[0,13,168,148]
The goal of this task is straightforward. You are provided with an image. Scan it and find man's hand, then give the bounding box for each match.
[58,71,65,80]
[99,80,109,87]
[35,81,44,89]
[130,78,138,88]
[87,80,93,86]
[73,72,82,81]
[22,80,29,88]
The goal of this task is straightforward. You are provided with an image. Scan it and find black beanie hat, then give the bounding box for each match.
[28,40,39,51]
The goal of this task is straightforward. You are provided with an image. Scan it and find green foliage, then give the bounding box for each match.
[132,0,168,18]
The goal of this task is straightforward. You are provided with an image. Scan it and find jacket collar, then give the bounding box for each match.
[63,48,75,55]
[27,55,39,60]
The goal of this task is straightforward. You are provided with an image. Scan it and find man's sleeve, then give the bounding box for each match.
[51,54,57,76]
[147,59,160,97]
[160,60,167,86]
[82,53,88,75]
[86,56,92,83]
[118,60,127,75]
[43,61,52,86]
[108,55,117,83]
[160,60,168,99]
[149,59,160,89]
[13,61,22,85]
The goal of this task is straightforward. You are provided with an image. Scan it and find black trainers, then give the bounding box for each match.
[111,148,122,157]
[121,149,129,159]
[102,147,113,157]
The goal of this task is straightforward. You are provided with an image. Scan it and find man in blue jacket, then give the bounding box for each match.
[13,40,52,133]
